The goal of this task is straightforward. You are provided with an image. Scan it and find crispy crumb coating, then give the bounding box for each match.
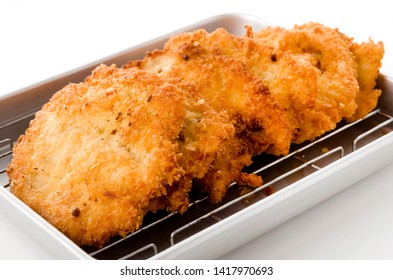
[346,40,384,121]
[254,22,363,143]
[126,40,291,202]
[161,80,234,211]
[161,28,319,143]
[7,65,233,246]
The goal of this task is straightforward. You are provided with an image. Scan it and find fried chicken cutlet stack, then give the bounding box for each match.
[155,23,384,144]
[7,22,384,248]
[126,22,383,201]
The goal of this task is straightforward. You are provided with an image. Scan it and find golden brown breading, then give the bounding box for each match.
[346,40,384,122]
[148,23,383,145]
[126,40,291,202]
[7,65,233,246]
[135,43,291,157]
[163,80,235,212]
[254,23,361,143]
[162,28,319,143]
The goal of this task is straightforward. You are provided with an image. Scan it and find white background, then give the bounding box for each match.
[1,0,393,260]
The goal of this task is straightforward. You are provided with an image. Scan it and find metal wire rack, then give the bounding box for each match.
[1,108,393,260]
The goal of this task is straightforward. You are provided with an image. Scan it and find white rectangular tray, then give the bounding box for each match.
[1,13,393,260]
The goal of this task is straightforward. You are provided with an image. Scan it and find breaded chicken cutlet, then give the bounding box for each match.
[125,41,292,202]
[253,23,384,141]
[7,65,233,247]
